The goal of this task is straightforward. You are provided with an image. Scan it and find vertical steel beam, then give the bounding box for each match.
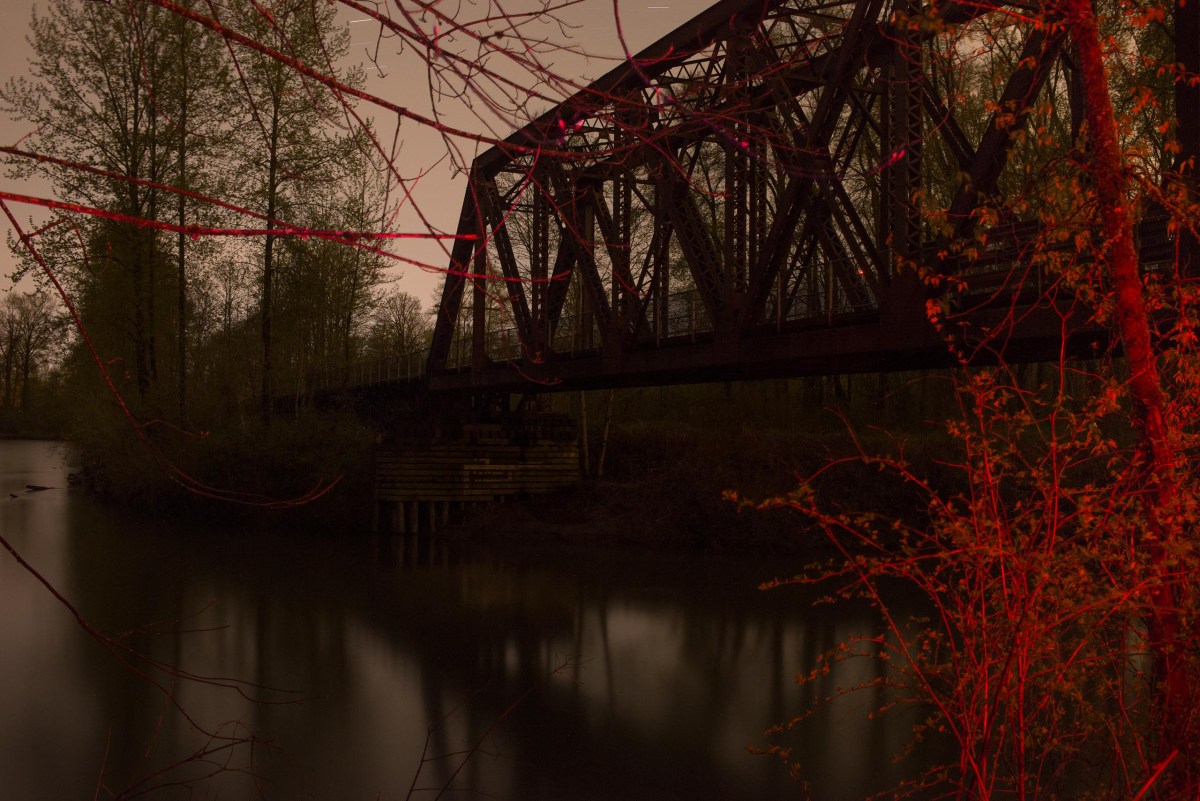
[531,176,551,356]
[885,0,923,272]
[429,168,482,373]
[613,169,633,339]
[471,227,487,377]
[747,132,765,290]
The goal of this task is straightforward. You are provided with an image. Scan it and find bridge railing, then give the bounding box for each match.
[307,348,429,393]
[330,284,869,391]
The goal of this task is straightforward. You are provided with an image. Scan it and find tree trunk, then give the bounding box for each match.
[595,389,615,480]
[261,92,281,425]
[131,234,150,401]
[578,391,589,478]
[1,342,13,409]
[176,14,189,425]
[18,345,32,412]
[1066,0,1192,785]
[147,102,159,387]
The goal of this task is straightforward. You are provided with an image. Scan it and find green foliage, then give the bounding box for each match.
[64,379,375,528]
[0,0,407,498]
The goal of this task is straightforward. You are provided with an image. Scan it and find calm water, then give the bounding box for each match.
[0,440,933,800]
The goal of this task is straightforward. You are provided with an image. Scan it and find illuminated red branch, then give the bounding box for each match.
[1062,1,1194,785]
[402,0,592,108]
[1,143,347,236]
[3,139,475,276]
[299,25,468,265]
[380,152,465,264]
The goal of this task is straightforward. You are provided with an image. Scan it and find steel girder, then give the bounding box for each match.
[425,0,1184,391]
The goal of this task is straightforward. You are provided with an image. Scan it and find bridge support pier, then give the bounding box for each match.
[373,407,580,537]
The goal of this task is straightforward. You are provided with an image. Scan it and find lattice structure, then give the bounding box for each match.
[425,0,1188,393]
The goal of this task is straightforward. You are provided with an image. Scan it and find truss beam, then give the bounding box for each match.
[421,0,1185,393]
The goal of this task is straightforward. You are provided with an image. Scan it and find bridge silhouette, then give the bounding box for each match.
[316,0,1188,401]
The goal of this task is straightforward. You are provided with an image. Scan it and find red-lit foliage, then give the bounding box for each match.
[741,356,1199,798]
[733,3,1200,797]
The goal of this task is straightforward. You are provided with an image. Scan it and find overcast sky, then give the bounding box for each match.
[0,0,714,307]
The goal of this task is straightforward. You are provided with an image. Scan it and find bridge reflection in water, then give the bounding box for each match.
[0,441,945,800]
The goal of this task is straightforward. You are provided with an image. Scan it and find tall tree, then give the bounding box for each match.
[1,0,186,401]
[0,291,59,413]
[273,143,392,393]
[221,0,360,421]
[1064,0,1193,784]
[11,292,59,411]
[367,289,430,361]
[0,294,19,409]
[164,2,231,424]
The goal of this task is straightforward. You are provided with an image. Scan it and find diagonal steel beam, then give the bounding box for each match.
[481,178,535,351]
[736,1,887,330]
[657,150,727,327]
[545,231,577,340]
[428,167,482,373]
[922,78,975,173]
[544,164,615,336]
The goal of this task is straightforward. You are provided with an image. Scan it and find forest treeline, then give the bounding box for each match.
[0,0,431,449]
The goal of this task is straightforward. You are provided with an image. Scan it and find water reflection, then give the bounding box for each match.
[1,441,936,799]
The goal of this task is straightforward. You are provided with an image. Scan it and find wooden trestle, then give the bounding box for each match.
[374,415,579,534]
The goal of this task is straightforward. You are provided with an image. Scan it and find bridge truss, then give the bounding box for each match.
[423,0,1192,393]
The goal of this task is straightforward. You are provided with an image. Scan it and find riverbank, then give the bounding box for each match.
[65,409,378,532]
[442,423,950,553]
[62,403,955,552]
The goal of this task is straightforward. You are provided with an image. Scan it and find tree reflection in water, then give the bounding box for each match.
[1,441,940,800]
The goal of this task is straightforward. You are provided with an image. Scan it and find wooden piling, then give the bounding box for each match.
[374,417,580,533]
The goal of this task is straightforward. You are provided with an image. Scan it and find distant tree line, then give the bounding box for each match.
[0,290,60,431]
[1,0,430,437]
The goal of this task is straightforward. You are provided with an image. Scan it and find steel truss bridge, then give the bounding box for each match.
[348,0,1199,397]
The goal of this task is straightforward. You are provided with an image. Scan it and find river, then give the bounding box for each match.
[0,440,934,800]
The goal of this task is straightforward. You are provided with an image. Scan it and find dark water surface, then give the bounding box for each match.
[1,440,931,800]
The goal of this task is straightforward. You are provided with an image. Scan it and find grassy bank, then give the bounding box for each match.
[64,372,973,546]
[68,402,378,532]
